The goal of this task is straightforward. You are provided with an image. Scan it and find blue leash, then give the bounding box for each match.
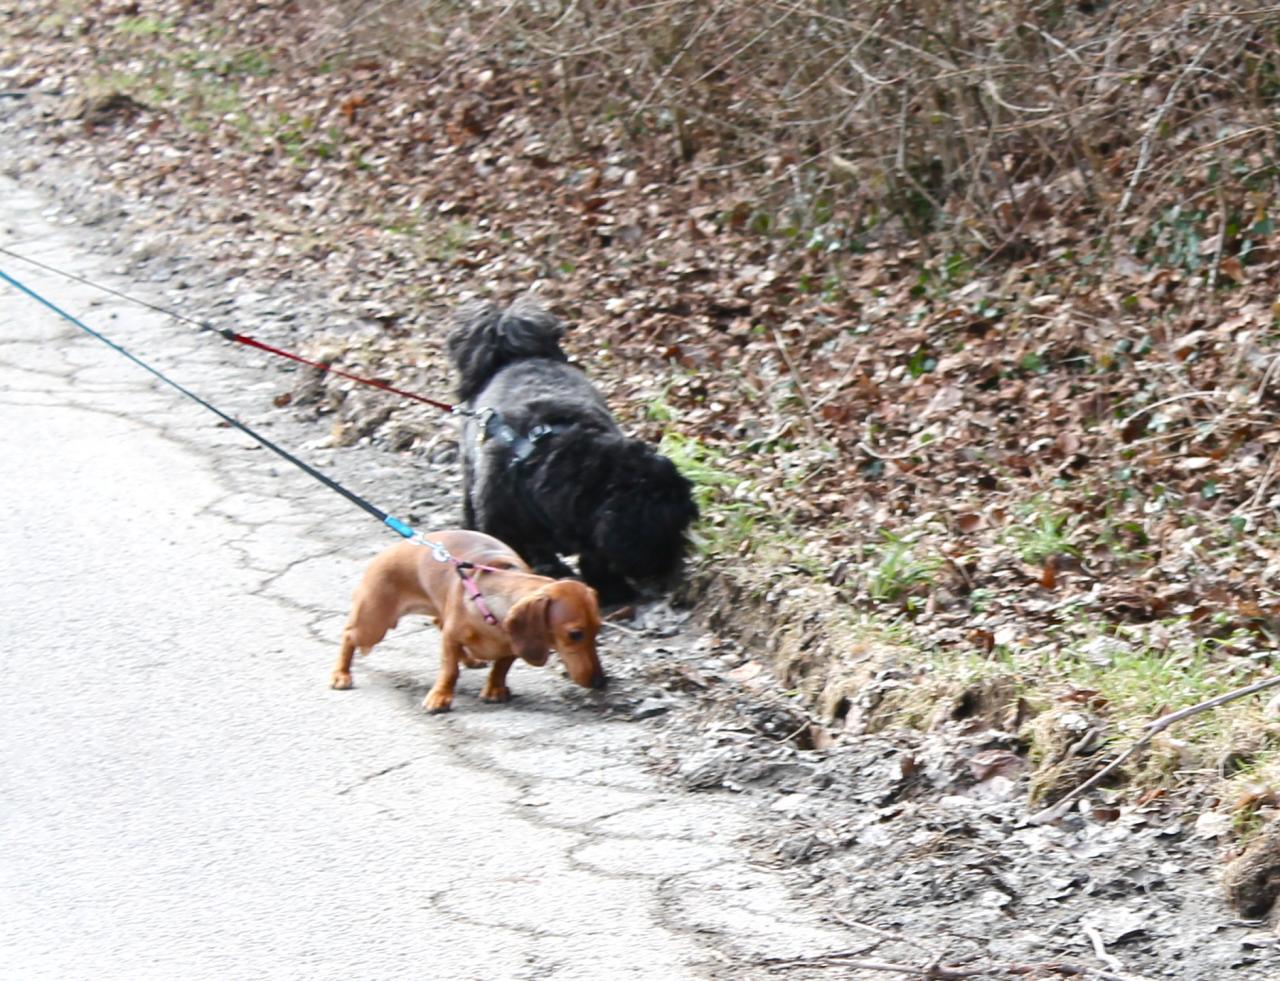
[0,266,416,540]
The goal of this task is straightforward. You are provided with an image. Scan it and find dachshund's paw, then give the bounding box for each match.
[422,690,453,713]
[480,684,511,704]
[330,671,353,690]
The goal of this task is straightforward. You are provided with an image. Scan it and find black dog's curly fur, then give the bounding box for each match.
[446,298,697,602]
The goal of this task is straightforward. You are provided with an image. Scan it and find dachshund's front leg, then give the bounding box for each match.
[331,632,357,690]
[480,657,515,704]
[423,637,464,713]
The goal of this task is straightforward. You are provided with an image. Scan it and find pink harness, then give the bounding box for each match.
[425,540,504,627]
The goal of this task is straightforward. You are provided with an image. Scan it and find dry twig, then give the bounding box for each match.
[762,948,1153,979]
[770,327,822,442]
[1083,924,1125,976]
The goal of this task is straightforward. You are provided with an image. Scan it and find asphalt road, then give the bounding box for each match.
[0,178,849,980]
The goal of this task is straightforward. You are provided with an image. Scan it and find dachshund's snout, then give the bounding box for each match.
[563,653,606,691]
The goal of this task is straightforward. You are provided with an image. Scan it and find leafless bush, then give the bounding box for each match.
[309,1,1279,263]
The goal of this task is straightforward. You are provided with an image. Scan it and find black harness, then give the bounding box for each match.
[481,410,560,463]
[478,409,566,541]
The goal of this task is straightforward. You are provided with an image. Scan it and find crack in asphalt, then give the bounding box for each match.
[335,759,417,797]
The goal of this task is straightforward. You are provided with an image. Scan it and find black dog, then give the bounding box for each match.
[446,298,697,603]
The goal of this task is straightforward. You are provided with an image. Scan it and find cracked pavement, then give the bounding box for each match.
[0,175,857,979]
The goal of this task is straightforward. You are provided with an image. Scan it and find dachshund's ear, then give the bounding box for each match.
[503,592,551,665]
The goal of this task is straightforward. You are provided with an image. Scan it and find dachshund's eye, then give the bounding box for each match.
[568,629,584,642]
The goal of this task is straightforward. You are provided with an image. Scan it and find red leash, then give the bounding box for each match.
[216,329,458,413]
[0,245,461,413]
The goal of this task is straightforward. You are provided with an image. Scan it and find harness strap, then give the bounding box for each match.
[453,562,500,627]
[425,540,503,627]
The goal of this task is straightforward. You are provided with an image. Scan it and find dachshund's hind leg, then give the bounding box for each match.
[331,600,394,690]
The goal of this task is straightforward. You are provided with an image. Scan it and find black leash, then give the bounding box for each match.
[0,266,416,540]
[0,251,564,483]
[2,256,569,547]
[3,264,593,630]
[0,244,210,330]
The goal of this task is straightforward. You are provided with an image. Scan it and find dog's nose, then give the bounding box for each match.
[591,669,607,690]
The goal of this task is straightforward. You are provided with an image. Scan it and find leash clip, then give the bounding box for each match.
[475,407,496,445]
[426,540,453,564]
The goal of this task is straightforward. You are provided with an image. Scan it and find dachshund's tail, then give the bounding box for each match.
[445,297,568,402]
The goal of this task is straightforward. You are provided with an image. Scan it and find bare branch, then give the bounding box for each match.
[1029,674,1280,825]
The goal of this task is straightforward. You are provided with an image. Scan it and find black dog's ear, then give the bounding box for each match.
[503,591,552,665]
[446,298,569,401]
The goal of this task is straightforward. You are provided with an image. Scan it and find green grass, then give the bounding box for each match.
[1004,494,1079,563]
[659,430,743,511]
[85,18,283,152]
[851,603,1279,818]
[115,16,172,37]
[865,530,941,606]
[659,430,801,560]
[1068,645,1233,726]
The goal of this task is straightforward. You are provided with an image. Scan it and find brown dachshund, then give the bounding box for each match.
[330,529,605,713]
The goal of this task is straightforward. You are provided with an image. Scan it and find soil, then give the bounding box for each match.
[2,27,1280,981]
